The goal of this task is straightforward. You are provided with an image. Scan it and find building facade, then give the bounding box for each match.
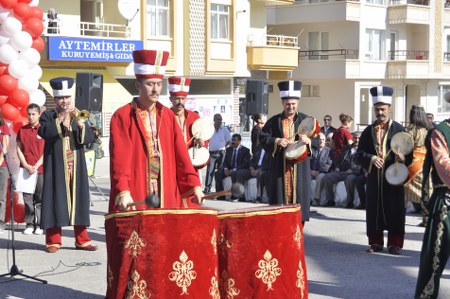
[267,0,450,128]
[38,0,300,140]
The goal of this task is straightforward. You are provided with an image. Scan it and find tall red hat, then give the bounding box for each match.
[168,76,191,97]
[133,50,169,79]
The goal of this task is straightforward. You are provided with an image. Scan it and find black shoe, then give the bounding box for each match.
[323,201,335,207]
[345,202,354,209]
[357,204,366,210]
[203,187,211,194]
[255,197,262,203]
[311,199,319,206]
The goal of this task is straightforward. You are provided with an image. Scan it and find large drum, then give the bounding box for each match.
[217,205,308,298]
[105,209,219,299]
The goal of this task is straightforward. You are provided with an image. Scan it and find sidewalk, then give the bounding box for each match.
[0,156,449,298]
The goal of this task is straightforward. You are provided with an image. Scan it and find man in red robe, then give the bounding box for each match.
[168,76,209,170]
[109,50,204,212]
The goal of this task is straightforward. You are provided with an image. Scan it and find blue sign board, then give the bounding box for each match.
[48,36,143,63]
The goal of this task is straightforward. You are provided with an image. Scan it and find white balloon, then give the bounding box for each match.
[29,89,45,107]
[0,44,18,64]
[0,7,10,23]
[29,0,40,7]
[8,59,29,79]
[29,65,43,80]
[19,48,41,66]
[10,31,33,52]
[2,17,22,38]
[0,34,10,47]
[18,75,39,92]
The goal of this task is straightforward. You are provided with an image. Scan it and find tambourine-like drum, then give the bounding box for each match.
[285,141,308,164]
[188,146,210,169]
[191,118,215,141]
[385,162,409,186]
[390,132,413,155]
[105,209,219,299]
[298,116,321,138]
[217,205,308,298]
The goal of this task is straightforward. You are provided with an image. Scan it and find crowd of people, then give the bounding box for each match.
[0,47,448,297]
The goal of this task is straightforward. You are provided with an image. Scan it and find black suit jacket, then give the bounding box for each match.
[223,145,251,171]
[250,146,270,171]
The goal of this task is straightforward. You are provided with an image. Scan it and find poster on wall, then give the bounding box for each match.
[160,96,234,125]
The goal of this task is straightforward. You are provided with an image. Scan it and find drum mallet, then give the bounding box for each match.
[201,182,245,200]
[127,193,160,208]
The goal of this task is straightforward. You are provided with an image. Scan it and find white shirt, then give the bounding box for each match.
[209,126,231,151]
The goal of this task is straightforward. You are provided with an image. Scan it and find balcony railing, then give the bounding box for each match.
[80,22,131,38]
[389,0,429,5]
[299,49,359,60]
[388,50,429,60]
[445,52,450,61]
[295,0,360,4]
[265,34,298,47]
[43,21,131,38]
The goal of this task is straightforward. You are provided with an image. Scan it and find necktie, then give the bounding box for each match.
[315,149,321,170]
[232,149,238,168]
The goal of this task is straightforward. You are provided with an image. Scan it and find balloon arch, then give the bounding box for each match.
[0,0,45,134]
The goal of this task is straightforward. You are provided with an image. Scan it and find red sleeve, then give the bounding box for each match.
[109,106,133,196]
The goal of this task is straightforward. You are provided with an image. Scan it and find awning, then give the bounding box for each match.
[40,68,132,112]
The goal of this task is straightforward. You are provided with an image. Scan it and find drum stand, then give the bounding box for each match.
[0,142,47,284]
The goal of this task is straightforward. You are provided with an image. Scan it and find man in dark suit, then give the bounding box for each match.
[215,133,251,200]
[249,144,270,202]
[310,132,334,206]
[321,114,336,137]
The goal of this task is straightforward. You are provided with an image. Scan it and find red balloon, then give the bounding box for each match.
[0,95,7,106]
[0,65,8,76]
[20,106,27,117]
[9,89,29,108]
[19,0,32,3]
[23,17,44,39]
[31,37,44,52]
[28,6,43,20]
[0,0,18,9]
[2,103,20,121]
[13,2,31,20]
[0,75,18,94]
[13,116,28,133]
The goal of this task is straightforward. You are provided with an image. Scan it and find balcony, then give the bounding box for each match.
[247,35,300,71]
[387,1,430,24]
[268,0,361,24]
[296,49,361,79]
[257,0,295,4]
[387,50,430,79]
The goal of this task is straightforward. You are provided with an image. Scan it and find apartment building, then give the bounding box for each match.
[38,0,302,140]
[267,0,450,128]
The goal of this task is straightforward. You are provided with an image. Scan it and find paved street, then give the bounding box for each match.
[0,157,449,298]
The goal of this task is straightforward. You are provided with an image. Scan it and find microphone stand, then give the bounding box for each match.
[0,133,47,284]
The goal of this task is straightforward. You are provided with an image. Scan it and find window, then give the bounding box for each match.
[366,0,386,4]
[366,29,384,61]
[446,34,450,62]
[147,0,170,37]
[302,85,320,97]
[308,32,329,60]
[438,85,450,113]
[211,4,229,40]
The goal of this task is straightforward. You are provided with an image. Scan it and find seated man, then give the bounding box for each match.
[215,133,251,200]
[249,144,270,203]
[321,131,364,207]
[311,132,334,206]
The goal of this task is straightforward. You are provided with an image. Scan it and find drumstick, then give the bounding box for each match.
[202,183,245,200]
[127,194,160,208]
